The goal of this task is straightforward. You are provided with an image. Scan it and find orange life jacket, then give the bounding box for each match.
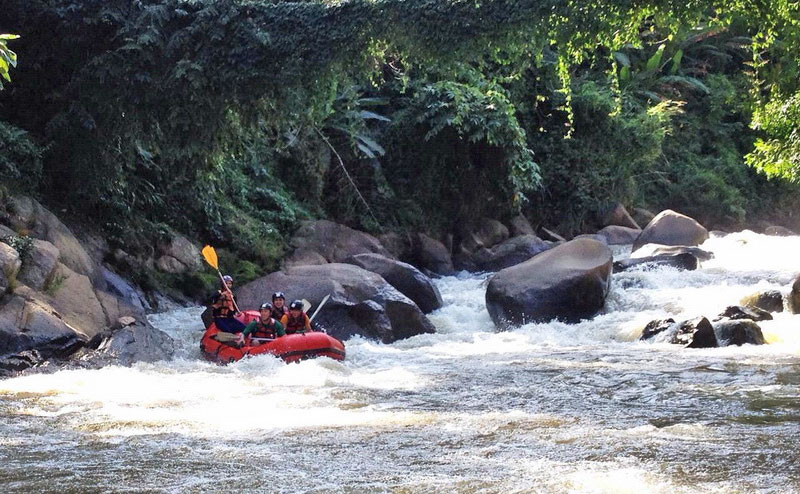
[252,319,280,339]
[282,313,310,334]
[212,290,236,318]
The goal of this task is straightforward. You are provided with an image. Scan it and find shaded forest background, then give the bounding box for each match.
[1,0,799,293]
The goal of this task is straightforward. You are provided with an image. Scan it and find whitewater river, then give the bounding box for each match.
[1,231,799,493]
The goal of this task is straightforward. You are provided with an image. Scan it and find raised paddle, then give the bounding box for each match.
[309,294,330,322]
[201,245,240,313]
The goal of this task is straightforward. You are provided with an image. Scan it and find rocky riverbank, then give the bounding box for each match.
[2,195,799,374]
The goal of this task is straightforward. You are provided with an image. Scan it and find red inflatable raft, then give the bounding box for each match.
[200,310,346,364]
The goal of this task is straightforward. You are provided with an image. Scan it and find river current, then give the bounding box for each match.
[1,231,799,493]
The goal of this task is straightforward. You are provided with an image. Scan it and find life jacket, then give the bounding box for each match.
[251,318,280,339]
[283,313,310,334]
[270,305,288,321]
[211,290,237,318]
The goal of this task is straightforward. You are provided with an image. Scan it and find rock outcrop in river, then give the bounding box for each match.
[633,209,709,252]
[0,196,175,373]
[485,238,613,327]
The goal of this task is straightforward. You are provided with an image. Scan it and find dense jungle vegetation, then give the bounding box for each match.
[1,1,799,289]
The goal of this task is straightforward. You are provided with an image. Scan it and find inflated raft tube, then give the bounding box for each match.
[200,310,346,364]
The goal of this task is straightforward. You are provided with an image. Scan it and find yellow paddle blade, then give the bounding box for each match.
[201,245,219,270]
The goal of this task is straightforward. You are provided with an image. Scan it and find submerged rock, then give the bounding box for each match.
[344,253,443,313]
[613,253,699,273]
[640,317,718,348]
[631,243,714,261]
[713,319,765,346]
[791,275,800,315]
[717,305,772,322]
[639,318,675,340]
[238,263,435,343]
[85,319,175,366]
[485,238,612,327]
[740,290,784,313]
[673,317,718,348]
[633,210,709,251]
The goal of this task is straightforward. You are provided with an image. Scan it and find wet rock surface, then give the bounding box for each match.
[485,238,612,327]
[344,253,443,314]
[633,210,709,252]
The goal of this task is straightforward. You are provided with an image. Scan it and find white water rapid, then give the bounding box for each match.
[1,231,799,493]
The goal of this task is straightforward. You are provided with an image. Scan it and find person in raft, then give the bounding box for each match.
[237,302,286,345]
[281,299,312,334]
[209,275,245,335]
[270,291,289,321]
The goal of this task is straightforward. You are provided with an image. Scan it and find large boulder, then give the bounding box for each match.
[411,233,454,275]
[8,196,102,287]
[0,295,86,362]
[631,243,714,261]
[159,234,202,271]
[86,319,174,366]
[17,239,60,291]
[0,242,22,293]
[596,226,641,245]
[509,215,536,236]
[101,267,150,312]
[740,290,784,313]
[237,263,436,343]
[613,253,699,273]
[485,238,613,327]
[284,220,391,267]
[473,219,510,250]
[790,275,800,314]
[713,319,765,346]
[633,210,709,251]
[378,232,412,260]
[344,253,443,313]
[472,235,553,272]
[26,263,108,338]
[603,203,640,230]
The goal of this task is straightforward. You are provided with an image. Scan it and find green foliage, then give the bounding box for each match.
[1,0,800,283]
[2,234,33,264]
[747,92,800,182]
[0,121,43,191]
[0,34,19,88]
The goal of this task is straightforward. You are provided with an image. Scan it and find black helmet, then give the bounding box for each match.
[272,291,285,301]
[260,302,272,311]
[289,299,303,311]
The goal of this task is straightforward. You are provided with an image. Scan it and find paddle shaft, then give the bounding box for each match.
[215,268,240,313]
[309,294,330,322]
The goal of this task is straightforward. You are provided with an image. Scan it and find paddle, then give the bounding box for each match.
[201,245,240,313]
[309,294,330,322]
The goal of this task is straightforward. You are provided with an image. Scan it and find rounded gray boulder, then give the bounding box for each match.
[633,210,709,251]
[485,238,613,327]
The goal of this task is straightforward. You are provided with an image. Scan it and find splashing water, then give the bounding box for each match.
[1,232,799,493]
